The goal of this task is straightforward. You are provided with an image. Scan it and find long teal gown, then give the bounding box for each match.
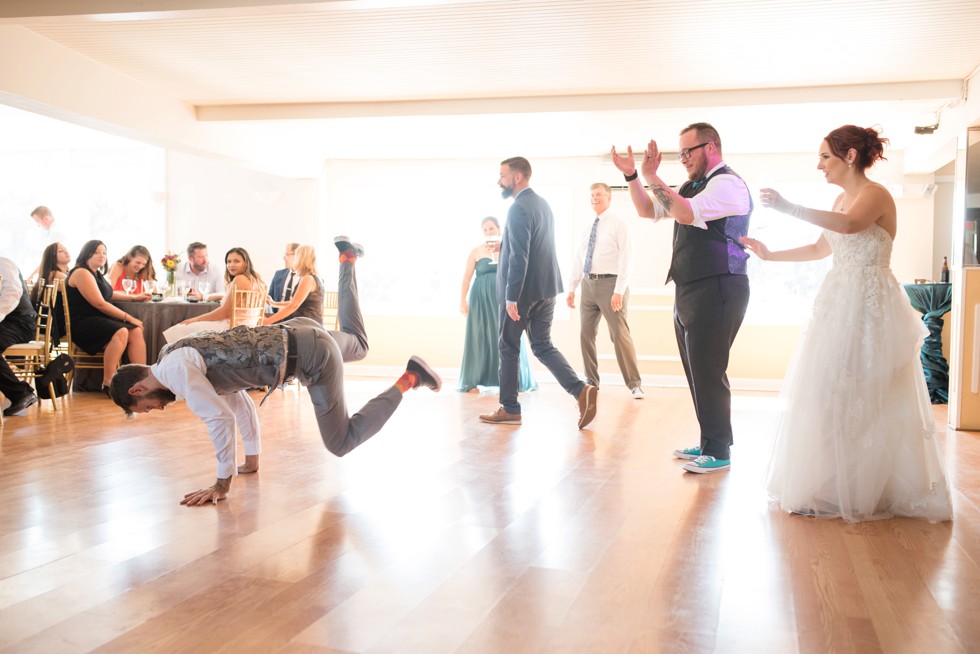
[458,257,538,392]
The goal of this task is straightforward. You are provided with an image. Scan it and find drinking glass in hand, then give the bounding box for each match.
[486,236,501,262]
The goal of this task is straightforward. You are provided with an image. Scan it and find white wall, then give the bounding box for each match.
[165,151,319,279]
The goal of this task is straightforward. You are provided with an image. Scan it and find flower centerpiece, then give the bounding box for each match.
[160,252,181,296]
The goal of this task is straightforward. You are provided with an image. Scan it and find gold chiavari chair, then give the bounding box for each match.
[322,290,339,330]
[3,281,62,410]
[231,288,265,328]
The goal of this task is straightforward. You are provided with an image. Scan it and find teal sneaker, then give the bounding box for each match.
[673,445,701,460]
[682,455,731,474]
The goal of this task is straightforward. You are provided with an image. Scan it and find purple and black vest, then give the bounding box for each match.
[667,165,752,285]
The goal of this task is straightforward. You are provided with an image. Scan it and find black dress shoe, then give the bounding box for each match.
[101,384,111,398]
[406,356,441,391]
[333,235,365,258]
[3,392,38,417]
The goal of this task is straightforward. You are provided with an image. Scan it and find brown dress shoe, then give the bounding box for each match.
[479,406,522,425]
[577,384,598,429]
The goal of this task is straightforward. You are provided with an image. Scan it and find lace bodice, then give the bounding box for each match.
[824,223,892,268]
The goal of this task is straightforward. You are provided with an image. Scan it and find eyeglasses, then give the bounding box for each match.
[677,143,709,161]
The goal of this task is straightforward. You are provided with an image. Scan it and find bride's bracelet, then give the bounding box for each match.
[789,203,805,219]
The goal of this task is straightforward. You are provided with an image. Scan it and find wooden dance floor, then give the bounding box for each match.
[0,379,977,653]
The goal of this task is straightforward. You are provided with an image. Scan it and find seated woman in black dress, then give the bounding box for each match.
[264,244,324,325]
[66,240,148,392]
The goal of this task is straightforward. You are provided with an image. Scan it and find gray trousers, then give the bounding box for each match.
[579,277,641,389]
[283,261,402,457]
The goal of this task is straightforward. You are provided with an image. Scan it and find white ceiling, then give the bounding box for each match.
[1,0,979,176]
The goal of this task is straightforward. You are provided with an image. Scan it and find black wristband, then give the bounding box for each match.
[624,171,639,182]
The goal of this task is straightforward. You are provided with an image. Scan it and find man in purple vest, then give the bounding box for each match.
[612,123,752,474]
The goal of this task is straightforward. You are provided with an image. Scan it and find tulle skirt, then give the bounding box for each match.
[766,265,952,522]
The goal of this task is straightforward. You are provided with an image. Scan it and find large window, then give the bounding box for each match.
[348,180,574,317]
[0,105,165,279]
[742,181,840,324]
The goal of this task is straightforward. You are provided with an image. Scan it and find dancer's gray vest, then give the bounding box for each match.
[667,165,752,285]
[160,324,288,395]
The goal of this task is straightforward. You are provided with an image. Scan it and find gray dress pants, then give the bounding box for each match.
[283,261,402,457]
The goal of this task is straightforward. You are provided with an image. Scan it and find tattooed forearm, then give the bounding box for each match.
[651,185,673,212]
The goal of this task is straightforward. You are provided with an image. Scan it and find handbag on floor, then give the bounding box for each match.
[36,354,75,399]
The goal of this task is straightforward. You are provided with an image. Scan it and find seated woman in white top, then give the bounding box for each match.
[163,247,265,343]
[264,245,325,326]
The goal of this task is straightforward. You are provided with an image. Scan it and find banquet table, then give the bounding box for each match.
[902,282,952,404]
[72,299,218,391]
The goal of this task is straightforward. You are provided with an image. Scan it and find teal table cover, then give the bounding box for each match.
[903,283,952,404]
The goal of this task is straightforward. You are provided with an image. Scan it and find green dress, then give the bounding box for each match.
[458,258,538,392]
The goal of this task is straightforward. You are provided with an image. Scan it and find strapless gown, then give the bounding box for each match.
[458,258,537,392]
[766,224,952,522]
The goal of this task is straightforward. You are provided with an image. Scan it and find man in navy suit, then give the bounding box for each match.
[480,157,598,428]
[266,242,299,314]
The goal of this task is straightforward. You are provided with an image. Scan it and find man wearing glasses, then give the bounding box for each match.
[611,122,751,474]
[267,242,300,314]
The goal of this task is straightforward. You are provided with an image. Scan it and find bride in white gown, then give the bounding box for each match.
[742,125,952,523]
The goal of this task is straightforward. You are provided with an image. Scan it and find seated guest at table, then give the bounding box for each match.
[265,245,324,325]
[0,256,39,417]
[176,241,225,301]
[163,247,265,343]
[108,245,157,294]
[66,240,147,393]
[30,242,72,346]
[30,242,71,306]
[267,242,299,314]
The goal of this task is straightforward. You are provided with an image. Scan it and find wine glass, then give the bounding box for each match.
[121,278,136,294]
[486,235,501,263]
[197,281,209,300]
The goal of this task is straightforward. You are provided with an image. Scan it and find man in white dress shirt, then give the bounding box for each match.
[0,257,39,416]
[24,206,68,283]
[175,241,225,300]
[108,238,442,506]
[566,183,643,398]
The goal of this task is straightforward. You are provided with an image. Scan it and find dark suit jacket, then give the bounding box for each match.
[497,188,564,305]
[268,268,290,302]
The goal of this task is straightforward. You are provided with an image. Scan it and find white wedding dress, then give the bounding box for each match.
[766,223,953,522]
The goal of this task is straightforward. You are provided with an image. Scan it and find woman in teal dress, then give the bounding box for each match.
[458,217,537,392]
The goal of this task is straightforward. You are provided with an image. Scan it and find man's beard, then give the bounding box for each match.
[146,388,177,404]
[500,185,514,200]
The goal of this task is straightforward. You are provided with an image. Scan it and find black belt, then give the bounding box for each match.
[284,328,298,380]
[586,273,617,280]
